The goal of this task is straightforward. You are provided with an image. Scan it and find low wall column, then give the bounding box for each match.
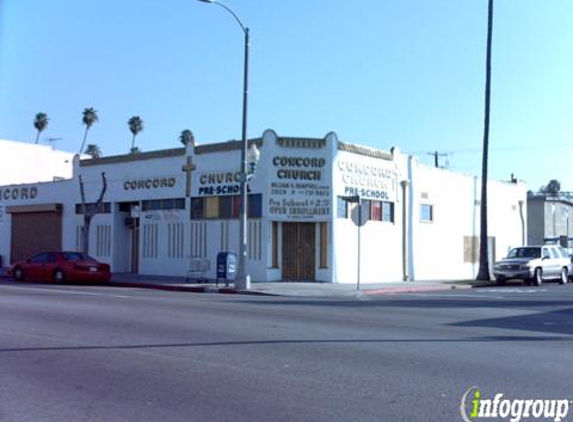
[401,180,410,282]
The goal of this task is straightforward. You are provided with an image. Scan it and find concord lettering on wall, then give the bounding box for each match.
[0,186,38,202]
[338,158,398,201]
[123,178,176,191]
[273,156,325,181]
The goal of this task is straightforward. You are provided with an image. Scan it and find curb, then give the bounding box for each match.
[108,281,474,296]
[107,281,239,294]
[364,284,473,296]
[2,277,480,297]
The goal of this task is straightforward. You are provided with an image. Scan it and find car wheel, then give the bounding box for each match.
[496,277,506,286]
[53,268,66,284]
[559,267,568,285]
[13,266,24,281]
[533,268,543,286]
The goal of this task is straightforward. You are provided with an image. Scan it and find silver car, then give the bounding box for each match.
[493,245,571,286]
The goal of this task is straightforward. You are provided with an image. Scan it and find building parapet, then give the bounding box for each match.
[338,141,393,161]
[80,148,186,166]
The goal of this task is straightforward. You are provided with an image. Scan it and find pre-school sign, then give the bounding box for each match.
[337,157,398,202]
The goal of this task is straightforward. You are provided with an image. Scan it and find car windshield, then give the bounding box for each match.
[62,252,97,262]
[507,247,541,259]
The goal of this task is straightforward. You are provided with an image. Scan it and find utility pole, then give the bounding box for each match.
[428,151,448,168]
[476,0,494,282]
[47,137,62,150]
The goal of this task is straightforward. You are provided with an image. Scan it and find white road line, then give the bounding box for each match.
[0,284,133,299]
[407,288,553,299]
[479,289,548,293]
[405,293,506,299]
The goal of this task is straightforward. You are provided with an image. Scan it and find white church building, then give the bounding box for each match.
[0,130,527,283]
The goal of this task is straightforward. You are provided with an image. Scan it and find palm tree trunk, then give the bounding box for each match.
[35,131,40,144]
[477,0,494,281]
[131,134,136,151]
[80,127,89,155]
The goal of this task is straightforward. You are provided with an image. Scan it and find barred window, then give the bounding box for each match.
[142,198,185,211]
[381,202,394,223]
[75,202,111,214]
[190,194,262,220]
[337,197,394,223]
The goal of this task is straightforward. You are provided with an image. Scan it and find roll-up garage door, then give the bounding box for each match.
[7,204,63,264]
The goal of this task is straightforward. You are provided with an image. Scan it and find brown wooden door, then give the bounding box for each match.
[282,222,315,281]
[130,225,139,273]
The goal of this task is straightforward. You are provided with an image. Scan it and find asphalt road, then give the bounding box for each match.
[1,281,572,422]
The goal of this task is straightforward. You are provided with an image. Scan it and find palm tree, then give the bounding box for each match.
[80,108,99,155]
[33,112,49,144]
[476,0,494,281]
[179,129,195,147]
[85,144,102,158]
[128,116,144,153]
[543,179,561,197]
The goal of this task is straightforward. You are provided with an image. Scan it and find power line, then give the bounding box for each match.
[408,142,573,156]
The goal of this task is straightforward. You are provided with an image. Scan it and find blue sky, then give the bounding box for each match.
[1,0,571,191]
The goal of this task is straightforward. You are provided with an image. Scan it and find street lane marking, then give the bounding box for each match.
[406,293,506,299]
[479,289,548,293]
[0,285,133,299]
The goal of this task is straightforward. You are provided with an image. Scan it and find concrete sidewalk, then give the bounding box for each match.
[0,267,476,297]
[107,272,474,297]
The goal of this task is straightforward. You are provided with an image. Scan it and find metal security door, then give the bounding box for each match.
[10,210,62,264]
[282,222,315,281]
[130,225,140,273]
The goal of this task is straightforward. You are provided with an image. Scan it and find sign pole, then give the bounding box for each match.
[357,197,361,291]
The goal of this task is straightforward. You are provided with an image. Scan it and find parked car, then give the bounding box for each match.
[493,245,571,286]
[8,251,111,284]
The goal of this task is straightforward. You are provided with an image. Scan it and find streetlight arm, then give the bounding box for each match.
[197,0,247,34]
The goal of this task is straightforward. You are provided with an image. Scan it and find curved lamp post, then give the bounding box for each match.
[196,0,253,290]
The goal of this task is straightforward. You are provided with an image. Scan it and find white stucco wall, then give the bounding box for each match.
[77,151,191,276]
[0,179,75,265]
[488,179,528,258]
[412,162,527,281]
[0,139,76,184]
[332,147,405,284]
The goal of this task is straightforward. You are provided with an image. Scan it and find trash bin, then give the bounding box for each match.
[216,252,238,287]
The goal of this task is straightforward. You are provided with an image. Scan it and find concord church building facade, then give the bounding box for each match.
[0,130,527,283]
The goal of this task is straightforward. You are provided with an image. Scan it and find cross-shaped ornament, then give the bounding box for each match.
[181,155,196,197]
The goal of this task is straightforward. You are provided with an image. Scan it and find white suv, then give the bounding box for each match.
[493,245,571,286]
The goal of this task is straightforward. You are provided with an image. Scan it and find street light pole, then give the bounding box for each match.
[196,0,251,290]
[237,26,250,291]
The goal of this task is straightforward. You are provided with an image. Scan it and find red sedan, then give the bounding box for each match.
[9,251,111,284]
